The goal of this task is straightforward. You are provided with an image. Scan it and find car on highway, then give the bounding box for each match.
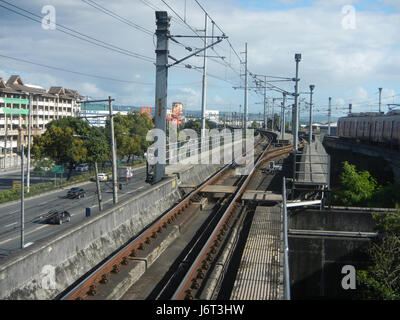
[97,173,108,182]
[66,187,86,199]
[75,163,89,172]
[40,210,71,225]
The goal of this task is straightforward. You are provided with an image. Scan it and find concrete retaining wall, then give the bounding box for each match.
[0,177,181,300]
[288,209,376,299]
[0,134,264,300]
[0,159,226,300]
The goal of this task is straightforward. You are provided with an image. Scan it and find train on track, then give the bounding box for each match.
[337,111,400,149]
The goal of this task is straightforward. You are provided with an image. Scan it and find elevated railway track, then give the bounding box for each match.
[59,131,295,300]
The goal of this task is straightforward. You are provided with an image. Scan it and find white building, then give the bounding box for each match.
[0,75,82,167]
[79,108,129,127]
[205,110,219,120]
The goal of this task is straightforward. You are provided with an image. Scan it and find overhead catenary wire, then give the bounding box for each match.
[81,0,154,36]
[0,0,155,63]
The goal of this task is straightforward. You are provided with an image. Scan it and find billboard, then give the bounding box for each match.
[172,102,183,116]
[140,106,152,116]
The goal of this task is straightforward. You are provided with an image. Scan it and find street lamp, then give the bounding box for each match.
[72,135,103,211]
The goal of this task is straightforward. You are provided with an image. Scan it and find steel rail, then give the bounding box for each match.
[172,142,294,299]
[60,134,268,300]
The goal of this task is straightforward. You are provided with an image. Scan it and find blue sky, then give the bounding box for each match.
[0,0,399,122]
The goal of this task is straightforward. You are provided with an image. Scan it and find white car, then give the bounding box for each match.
[76,163,89,172]
[97,173,108,182]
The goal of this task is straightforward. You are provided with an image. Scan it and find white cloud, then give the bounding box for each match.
[0,0,398,116]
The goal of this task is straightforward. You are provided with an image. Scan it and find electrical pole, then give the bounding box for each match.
[309,85,315,144]
[293,53,301,152]
[94,161,103,211]
[292,53,301,194]
[201,13,208,142]
[151,11,170,184]
[281,92,286,140]
[378,87,383,113]
[20,143,24,249]
[243,42,248,132]
[239,104,242,128]
[264,75,267,129]
[328,97,332,135]
[26,93,32,193]
[108,96,118,204]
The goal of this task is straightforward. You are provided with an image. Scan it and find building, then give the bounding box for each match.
[0,75,82,167]
[205,110,219,121]
[79,105,143,127]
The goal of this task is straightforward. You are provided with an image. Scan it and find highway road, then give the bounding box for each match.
[0,167,94,191]
[0,166,149,259]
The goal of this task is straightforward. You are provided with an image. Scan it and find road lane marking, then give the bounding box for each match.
[4,222,17,228]
[0,183,147,246]
[0,224,49,246]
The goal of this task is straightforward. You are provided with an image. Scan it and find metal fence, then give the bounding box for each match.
[282,176,290,300]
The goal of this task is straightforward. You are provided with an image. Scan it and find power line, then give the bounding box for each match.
[81,0,154,36]
[0,0,155,63]
[0,53,205,87]
[0,54,154,84]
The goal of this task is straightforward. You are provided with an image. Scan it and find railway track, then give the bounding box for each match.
[59,132,293,300]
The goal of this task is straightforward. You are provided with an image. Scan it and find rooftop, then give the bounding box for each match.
[0,75,83,100]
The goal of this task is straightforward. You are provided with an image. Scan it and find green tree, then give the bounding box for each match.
[31,117,109,180]
[357,211,400,299]
[183,120,216,133]
[108,111,154,162]
[250,121,260,129]
[333,161,378,206]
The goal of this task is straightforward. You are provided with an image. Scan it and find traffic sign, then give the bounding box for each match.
[52,165,64,174]
[13,181,21,189]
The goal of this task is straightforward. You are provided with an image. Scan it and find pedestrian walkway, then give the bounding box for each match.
[296,136,330,186]
[230,206,284,300]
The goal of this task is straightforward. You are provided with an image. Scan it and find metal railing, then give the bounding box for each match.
[282,176,291,300]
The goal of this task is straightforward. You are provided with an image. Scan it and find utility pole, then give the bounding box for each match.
[309,85,315,144]
[26,93,32,193]
[328,97,332,135]
[281,92,286,140]
[293,53,301,152]
[151,11,170,184]
[108,96,118,204]
[94,161,103,211]
[201,13,208,142]
[264,75,267,129]
[292,53,301,193]
[20,143,24,249]
[243,42,248,132]
[378,87,383,113]
[239,104,242,128]
[349,103,352,115]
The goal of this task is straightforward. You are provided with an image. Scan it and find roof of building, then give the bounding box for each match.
[0,75,83,100]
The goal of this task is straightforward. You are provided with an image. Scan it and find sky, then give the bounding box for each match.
[0,0,399,122]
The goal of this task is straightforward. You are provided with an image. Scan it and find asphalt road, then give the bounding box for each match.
[0,168,92,191]
[0,166,149,259]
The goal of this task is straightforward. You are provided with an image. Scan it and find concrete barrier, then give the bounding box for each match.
[0,177,181,300]
[0,134,262,299]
